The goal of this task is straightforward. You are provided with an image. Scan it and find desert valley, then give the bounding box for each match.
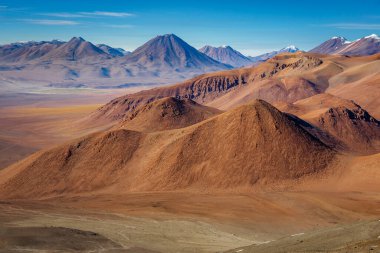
[1,1,380,252]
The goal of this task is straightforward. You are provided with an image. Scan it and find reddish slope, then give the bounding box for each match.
[317,106,380,154]
[90,52,327,123]
[89,53,380,126]
[0,100,335,199]
[140,100,335,191]
[117,97,221,132]
[276,93,380,154]
[0,130,142,198]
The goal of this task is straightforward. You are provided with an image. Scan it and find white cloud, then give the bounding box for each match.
[323,23,380,30]
[79,11,135,17]
[39,11,135,19]
[41,13,85,18]
[22,19,79,26]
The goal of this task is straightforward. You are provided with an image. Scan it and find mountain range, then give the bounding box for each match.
[0,38,123,62]
[0,34,379,90]
[199,45,251,67]
[40,37,108,61]
[0,40,64,62]
[0,34,234,89]
[248,45,300,64]
[310,34,380,55]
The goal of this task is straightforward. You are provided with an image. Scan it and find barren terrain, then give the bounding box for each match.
[0,51,379,252]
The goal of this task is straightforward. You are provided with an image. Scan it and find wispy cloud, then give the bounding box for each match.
[40,11,135,18]
[22,19,79,26]
[41,12,85,18]
[79,11,134,17]
[0,5,28,12]
[323,23,380,30]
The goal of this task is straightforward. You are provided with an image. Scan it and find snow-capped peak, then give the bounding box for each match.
[284,45,298,50]
[331,36,347,41]
[221,45,228,48]
[364,34,380,40]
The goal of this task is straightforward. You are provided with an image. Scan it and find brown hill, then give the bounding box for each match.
[116,97,221,132]
[207,75,320,110]
[326,55,380,118]
[317,106,380,154]
[0,129,142,198]
[276,93,380,154]
[90,52,328,123]
[89,52,380,125]
[140,100,335,191]
[275,93,359,121]
[0,100,335,199]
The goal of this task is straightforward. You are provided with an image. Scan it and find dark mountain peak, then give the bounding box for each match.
[309,36,350,54]
[149,33,188,48]
[220,45,232,49]
[336,34,380,56]
[50,39,65,45]
[157,34,183,41]
[161,33,178,38]
[97,44,128,57]
[201,45,234,51]
[310,34,380,56]
[198,45,213,52]
[39,36,106,61]
[124,34,230,71]
[69,36,85,42]
[199,45,252,68]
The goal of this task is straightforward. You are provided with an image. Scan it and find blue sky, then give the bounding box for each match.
[0,0,379,56]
